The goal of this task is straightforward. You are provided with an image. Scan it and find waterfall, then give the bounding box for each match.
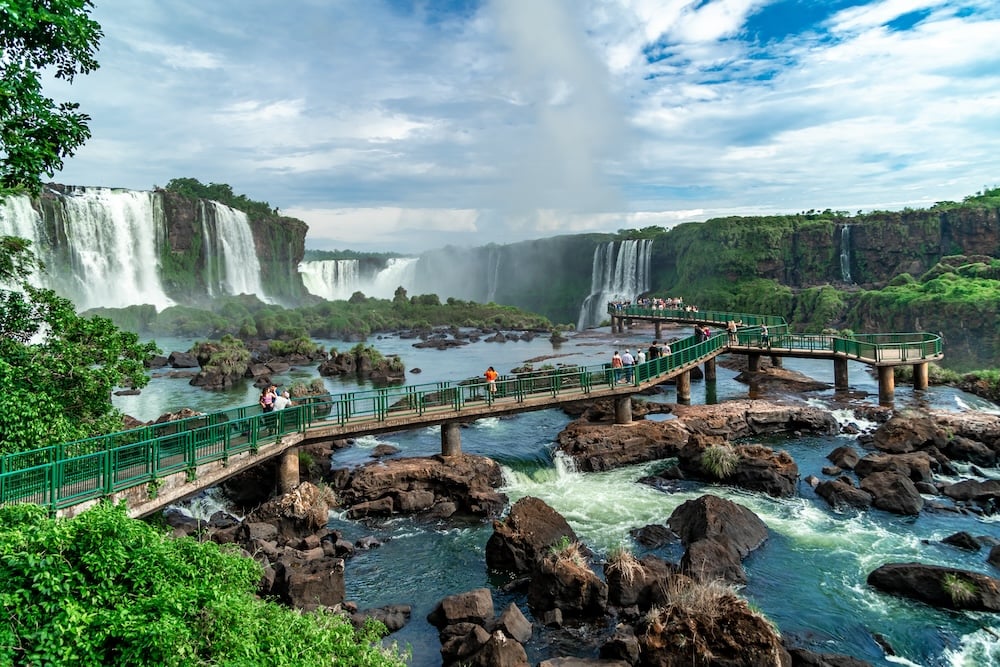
[298,257,418,301]
[840,225,853,283]
[0,188,174,311]
[299,259,361,300]
[0,195,47,286]
[576,239,652,330]
[486,247,501,303]
[205,201,267,300]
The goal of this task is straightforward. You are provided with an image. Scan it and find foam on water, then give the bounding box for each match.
[944,625,1000,666]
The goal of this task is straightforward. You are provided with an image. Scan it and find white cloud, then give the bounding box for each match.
[44,0,1000,252]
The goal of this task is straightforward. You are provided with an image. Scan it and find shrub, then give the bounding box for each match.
[701,444,739,479]
[606,545,644,585]
[942,573,977,605]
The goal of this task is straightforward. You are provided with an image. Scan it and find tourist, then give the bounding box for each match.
[760,325,770,348]
[484,366,498,394]
[636,348,646,365]
[273,390,291,410]
[648,341,659,360]
[622,349,635,383]
[727,320,738,344]
[611,350,624,383]
[259,385,276,413]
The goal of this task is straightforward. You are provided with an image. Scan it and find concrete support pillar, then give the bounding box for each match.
[770,356,783,368]
[442,422,462,456]
[626,318,633,330]
[877,366,895,405]
[654,321,662,340]
[913,362,929,391]
[614,395,632,424]
[747,353,760,372]
[676,371,691,404]
[277,447,300,494]
[703,357,716,382]
[834,358,849,389]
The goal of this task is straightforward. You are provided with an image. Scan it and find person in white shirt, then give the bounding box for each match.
[621,349,635,383]
[273,390,291,410]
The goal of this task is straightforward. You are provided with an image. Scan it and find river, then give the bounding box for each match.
[113,325,1000,666]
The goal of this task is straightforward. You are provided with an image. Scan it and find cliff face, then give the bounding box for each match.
[158,189,308,303]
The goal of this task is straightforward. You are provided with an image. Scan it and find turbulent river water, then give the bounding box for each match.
[113,325,1000,667]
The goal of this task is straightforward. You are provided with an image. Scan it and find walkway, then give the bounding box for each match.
[0,309,942,518]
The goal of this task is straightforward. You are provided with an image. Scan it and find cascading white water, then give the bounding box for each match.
[840,225,853,283]
[298,257,418,301]
[298,259,361,300]
[0,195,47,286]
[576,239,652,330]
[206,202,267,300]
[370,257,417,297]
[0,188,175,311]
[486,247,502,303]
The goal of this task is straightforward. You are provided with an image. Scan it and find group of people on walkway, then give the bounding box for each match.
[259,384,292,412]
[611,340,671,384]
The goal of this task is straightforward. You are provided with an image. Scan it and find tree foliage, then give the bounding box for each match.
[0,501,408,666]
[0,0,102,193]
[0,283,157,453]
[164,177,278,219]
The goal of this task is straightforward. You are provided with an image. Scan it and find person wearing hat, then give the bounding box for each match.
[621,349,635,383]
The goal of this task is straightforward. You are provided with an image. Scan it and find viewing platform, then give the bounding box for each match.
[0,308,943,518]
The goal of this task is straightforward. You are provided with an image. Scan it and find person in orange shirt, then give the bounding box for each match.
[484,366,499,394]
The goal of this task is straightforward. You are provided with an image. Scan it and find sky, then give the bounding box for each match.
[47,0,1000,253]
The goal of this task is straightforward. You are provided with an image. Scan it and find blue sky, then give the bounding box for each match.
[49,0,1000,252]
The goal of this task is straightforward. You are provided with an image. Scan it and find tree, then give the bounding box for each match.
[0,241,156,452]
[0,0,102,193]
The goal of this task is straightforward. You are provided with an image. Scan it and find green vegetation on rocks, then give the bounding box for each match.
[0,502,407,666]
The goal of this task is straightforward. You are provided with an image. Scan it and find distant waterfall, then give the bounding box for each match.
[299,260,361,300]
[839,225,853,283]
[576,239,652,330]
[299,257,417,300]
[486,247,501,303]
[204,202,267,299]
[0,188,174,311]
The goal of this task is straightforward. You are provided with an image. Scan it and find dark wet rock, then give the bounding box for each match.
[526,547,608,619]
[351,604,411,633]
[636,575,792,666]
[605,554,675,609]
[942,531,982,551]
[989,545,1000,569]
[867,562,1000,611]
[941,478,1000,502]
[854,451,936,484]
[629,524,676,548]
[486,496,579,575]
[872,413,948,453]
[827,445,860,470]
[815,478,874,510]
[167,350,199,368]
[668,494,768,584]
[785,646,874,666]
[859,471,924,515]
[428,588,531,667]
[333,454,507,520]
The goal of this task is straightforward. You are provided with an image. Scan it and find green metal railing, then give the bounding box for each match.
[0,308,942,513]
[0,338,727,512]
[610,306,942,363]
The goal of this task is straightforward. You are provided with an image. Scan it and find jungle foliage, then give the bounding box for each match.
[90,291,555,342]
[163,177,279,219]
[0,0,101,193]
[0,502,407,666]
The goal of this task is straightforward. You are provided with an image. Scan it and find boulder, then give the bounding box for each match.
[859,471,924,515]
[867,562,1000,611]
[269,553,345,611]
[827,445,861,470]
[167,350,199,368]
[854,452,935,483]
[526,547,608,618]
[785,646,874,666]
[334,454,507,519]
[486,496,578,574]
[871,413,947,453]
[668,495,768,558]
[427,588,495,628]
[815,478,873,510]
[636,576,791,666]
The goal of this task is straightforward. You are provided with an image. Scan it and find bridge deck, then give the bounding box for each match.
[0,308,942,517]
